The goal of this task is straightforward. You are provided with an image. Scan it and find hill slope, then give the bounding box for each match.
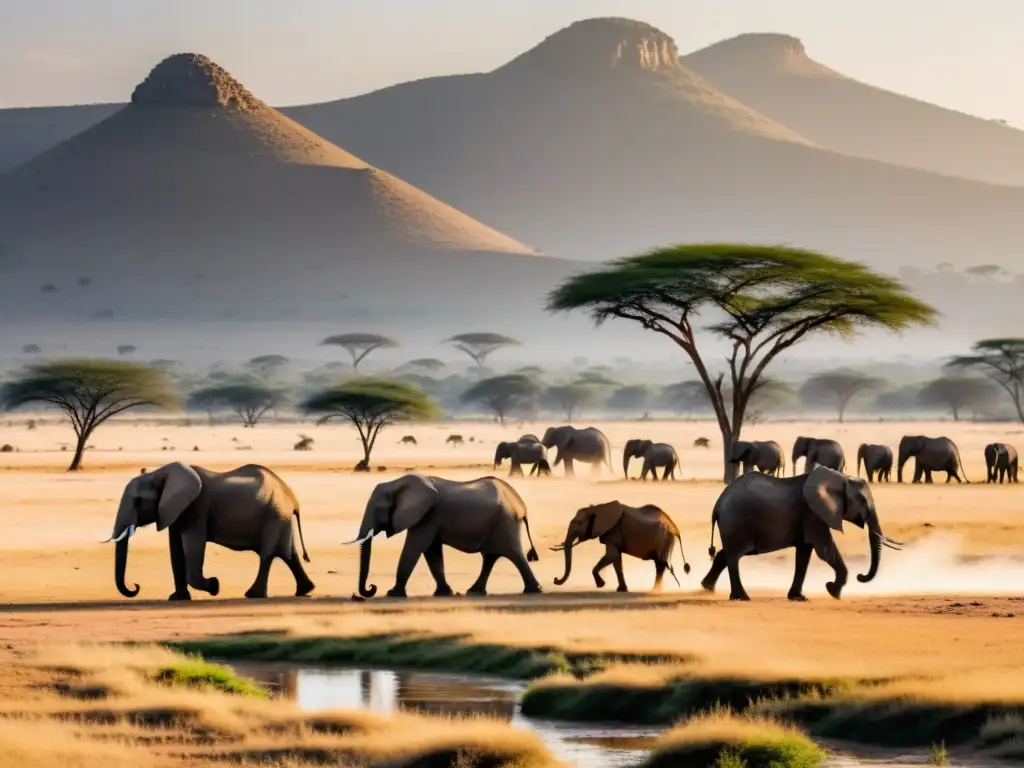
[683,33,1024,187]
[0,54,590,336]
[283,18,1024,274]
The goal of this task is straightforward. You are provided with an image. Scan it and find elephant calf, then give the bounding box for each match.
[856,443,893,483]
[105,462,314,601]
[552,501,690,592]
[729,440,785,477]
[792,436,845,475]
[701,467,901,601]
[985,443,1019,484]
[623,439,680,481]
[494,436,550,478]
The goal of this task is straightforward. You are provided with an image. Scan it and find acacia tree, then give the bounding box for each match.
[947,339,1024,422]
[404,358,446,373]
[0,359,177,471]
[301,378,437,470]
[246,354,290,380]
[460,374,539,424]
[443,333,520,369]
[321,333,399,372]
[916,375,996,421]
[607,384,654,415]
[547,244,936,481]
[186,382,284,427]
[798,370,885,422]
[544,373,616,420]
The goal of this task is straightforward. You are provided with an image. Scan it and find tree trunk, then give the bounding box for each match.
[952,405,960,421]
[68,429,89,471]
[721,429,738,484]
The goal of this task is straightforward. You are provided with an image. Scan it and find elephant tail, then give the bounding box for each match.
[707,511,719,559]
[675,533,691,575]
[523,516,539,562]
[293,509,311,563]
[954,442,970,483]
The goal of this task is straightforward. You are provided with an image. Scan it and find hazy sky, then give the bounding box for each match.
[1,0,1021,125]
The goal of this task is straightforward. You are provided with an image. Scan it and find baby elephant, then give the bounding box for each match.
[551,501,690,592]
[985,442,1019,483]
[623,439,680,480]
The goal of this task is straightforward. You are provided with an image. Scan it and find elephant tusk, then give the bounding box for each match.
[102,525,136,544]
[343,528,374,546]
[549,544,565,551]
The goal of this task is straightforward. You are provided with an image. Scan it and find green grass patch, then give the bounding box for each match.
[153,656,267,698]
[166,632,681,681]
[640,712,826,768]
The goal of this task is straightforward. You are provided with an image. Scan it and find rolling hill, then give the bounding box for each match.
[683,33,1024,187]
[285,17,1024,273]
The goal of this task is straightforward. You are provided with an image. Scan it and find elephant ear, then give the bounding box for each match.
[590,501,624,538]
[153,462,203,531]
[802,466,846,532]
[390,474,439,536]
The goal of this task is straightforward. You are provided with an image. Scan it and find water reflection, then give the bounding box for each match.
[237,664,654,767]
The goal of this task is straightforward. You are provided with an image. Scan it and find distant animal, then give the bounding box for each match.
[728,440,784,477]
[494,438,549,477]
[446,434,464,447]
[551,501,690,592]
[693,437,710,448]
[400,435,418,445]
[702,467,900,602]
[294,435,314,451]
[541,425,614,477]
[856,443,892,483]
[344,473,541,598]
[104,462,314,601]
[897,435,968,484]
[985,443,1019,484]
[0,444,14,453]
[792,436,845,475]
[623,439,680,481]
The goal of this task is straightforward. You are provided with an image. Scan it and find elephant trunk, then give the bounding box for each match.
[857,515,883,583]
[493,445,503,470]
[553,538,574,586]
[358,539,378,598]
[857,446,864,478]
[622,445,632,477]
[114,536,140,598]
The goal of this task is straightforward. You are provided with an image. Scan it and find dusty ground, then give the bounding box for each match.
[0,416,1021,680]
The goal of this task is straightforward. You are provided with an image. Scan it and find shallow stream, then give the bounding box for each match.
[234,663,930,767]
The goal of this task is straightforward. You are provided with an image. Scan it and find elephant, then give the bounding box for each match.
[346,473,541,599]
[985,443,1019,484]
[856,444,893,483]
[700,466,901,601]
[622,439,680,481]
[729,440,785,477]
[792,437,845,475]
[897,435,969,483]
[493,438,550,477]
[551,501,690,592]
[104,462,314,601]
[541,425,613,477]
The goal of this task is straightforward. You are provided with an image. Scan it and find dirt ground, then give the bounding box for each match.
[0,417,1021,680]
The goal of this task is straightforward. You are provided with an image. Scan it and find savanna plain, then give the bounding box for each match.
[1,416,1022,767]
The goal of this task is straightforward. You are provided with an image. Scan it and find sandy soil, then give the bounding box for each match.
[0,417,1020,679]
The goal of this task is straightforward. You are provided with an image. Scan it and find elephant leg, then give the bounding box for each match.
[592,550,615,588]
[808,527,848,599]
[701,551,728,592]
[563,457,575,477]
[610,547,627,592]
[639,463,649,481]
[726,555,750,601]
[662,464,673,481]
[388,535,427,598]
[467,553,499,596]
[509,462,524,478]
[245,555,273,599]
[181,529,219,596]
[590,460,602,476]
[866,467,874,483]
[787,544,813,602]
[423,538,454,597]
[284,550,315,597]
[923,468,933,484]
[167,523,191,601]
[653,560,666,592]
[507,548,542,594]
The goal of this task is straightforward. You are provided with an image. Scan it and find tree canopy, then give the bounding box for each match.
[404,358,447,372]
[917,375,997,421]
[947,338,1024,422]
[798,369,885,422]
[186,382,284,427]
[0,359,177,470]
[460,374,539,424]
[321,333,399,372]
[117,344,137,356]
[301,378,437,469]
[544,373,617,420]
[246,354,290,379]
[444,333,520,368]
[606,384,654,414]
[548,243,937,480]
